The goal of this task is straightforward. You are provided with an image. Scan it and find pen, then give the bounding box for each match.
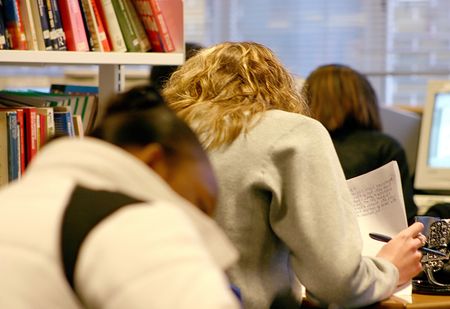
[368,232,447,257]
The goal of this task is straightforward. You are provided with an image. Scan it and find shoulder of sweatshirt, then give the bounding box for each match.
[249,110,334,153]
[255,110,330,142]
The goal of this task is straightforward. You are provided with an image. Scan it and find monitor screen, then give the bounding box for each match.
[415,81,450,193]
[428,93,450,168]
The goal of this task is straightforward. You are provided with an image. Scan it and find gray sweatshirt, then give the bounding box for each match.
[209,110,398,309]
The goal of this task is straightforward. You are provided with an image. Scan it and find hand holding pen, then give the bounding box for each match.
[369,232,446,257]
[373,222,426,286]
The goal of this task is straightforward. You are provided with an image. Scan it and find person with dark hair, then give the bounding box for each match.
[149,42,204,91]
[0,85,240,308]
[302,64,418,224]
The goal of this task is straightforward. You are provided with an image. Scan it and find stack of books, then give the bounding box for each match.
[0,84,98,186]
[0,0,175,52]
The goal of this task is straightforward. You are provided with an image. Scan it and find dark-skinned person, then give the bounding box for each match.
[0,85,240,309]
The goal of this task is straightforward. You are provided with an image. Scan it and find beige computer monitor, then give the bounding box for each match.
[414,80,450,192]
[379,105,421,174]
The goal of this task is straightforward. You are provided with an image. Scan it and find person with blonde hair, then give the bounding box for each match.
[302,64,417,224]
[163,42,425,309]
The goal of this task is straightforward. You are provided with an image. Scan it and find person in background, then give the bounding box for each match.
[163,41,425,309]
[0,85,240,309]
[301,64,418,224]
[149,42,204,92]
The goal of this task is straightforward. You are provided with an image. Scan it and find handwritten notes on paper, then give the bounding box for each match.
[350,175,397,217]
[347,161,408,255]
[347,161,411,299]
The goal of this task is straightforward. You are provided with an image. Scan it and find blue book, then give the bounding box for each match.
[50,84,99,94]
[37,0,53,50]
[49,0,67,50]
[53,106,75,137]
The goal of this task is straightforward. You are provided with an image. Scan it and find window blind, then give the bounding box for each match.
[184,0,450,106]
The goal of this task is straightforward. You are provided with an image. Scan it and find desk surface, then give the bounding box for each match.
[302,293,450,308]
[377,294,450,309]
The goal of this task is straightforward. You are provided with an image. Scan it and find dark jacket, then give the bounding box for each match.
[331,129,418,224]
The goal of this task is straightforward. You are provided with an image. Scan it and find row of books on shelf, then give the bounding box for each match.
[0,0,174,52]
[0,84,98,186]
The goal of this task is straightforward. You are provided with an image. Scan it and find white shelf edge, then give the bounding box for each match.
[0,50,185,65]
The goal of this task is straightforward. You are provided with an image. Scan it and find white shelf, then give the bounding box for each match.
[0,50,185,66]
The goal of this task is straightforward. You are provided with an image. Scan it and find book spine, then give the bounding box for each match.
[78,0,95,51]
[3,0,27,49]
[54,109,75,137]
[23,107,37,167]
[44,0,58,50]
[123,0,149,52]
[50,83,98,94]
[132,0,162,52]
[19,0,39,50]
[72,114,84,137]
[36,107,55,139]
[96,0,126,52]
[35,112,40,150]
[28,0,45,50]
[111,0,139,52]
[36,0,53,50]
[89,0,109,51]
[148,0,173,52]
[50,0,67,50]
[15,114,21,177]
[57,0,89,51]
[77,94,94,131]
[0,0,10,49]
[79,0,98,50]
[6,111,19,181]
[14,108,25,175]
[39,112,47,147]
[0,112,9,185]
[67,111,75,136]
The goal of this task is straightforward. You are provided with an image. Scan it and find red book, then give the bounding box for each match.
[147,0,174,52]
[89,0,110,51]
[41,112,47,146]
[21,107,38,167]
[57,0,89,51]
[131,0,163,52]
[38,113,47,148]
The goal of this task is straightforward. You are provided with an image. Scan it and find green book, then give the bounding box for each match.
[111,0,140,52]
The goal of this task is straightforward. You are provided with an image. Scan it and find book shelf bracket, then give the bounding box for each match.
[97,64,124,125]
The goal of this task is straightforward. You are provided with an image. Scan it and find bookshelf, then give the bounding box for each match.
[0,50,184,120]
[0,0,184,186]
[0,0,184,121]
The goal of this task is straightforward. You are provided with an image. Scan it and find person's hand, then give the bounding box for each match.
[376,222,424,286]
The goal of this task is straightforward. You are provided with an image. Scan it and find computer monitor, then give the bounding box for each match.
[379,105,421,174]
[414,80,450,193]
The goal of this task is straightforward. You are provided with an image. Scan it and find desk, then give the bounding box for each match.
[374,294,450,308]
[302,294,450,308]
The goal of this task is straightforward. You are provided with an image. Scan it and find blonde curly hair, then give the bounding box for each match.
[163,41,309,150]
